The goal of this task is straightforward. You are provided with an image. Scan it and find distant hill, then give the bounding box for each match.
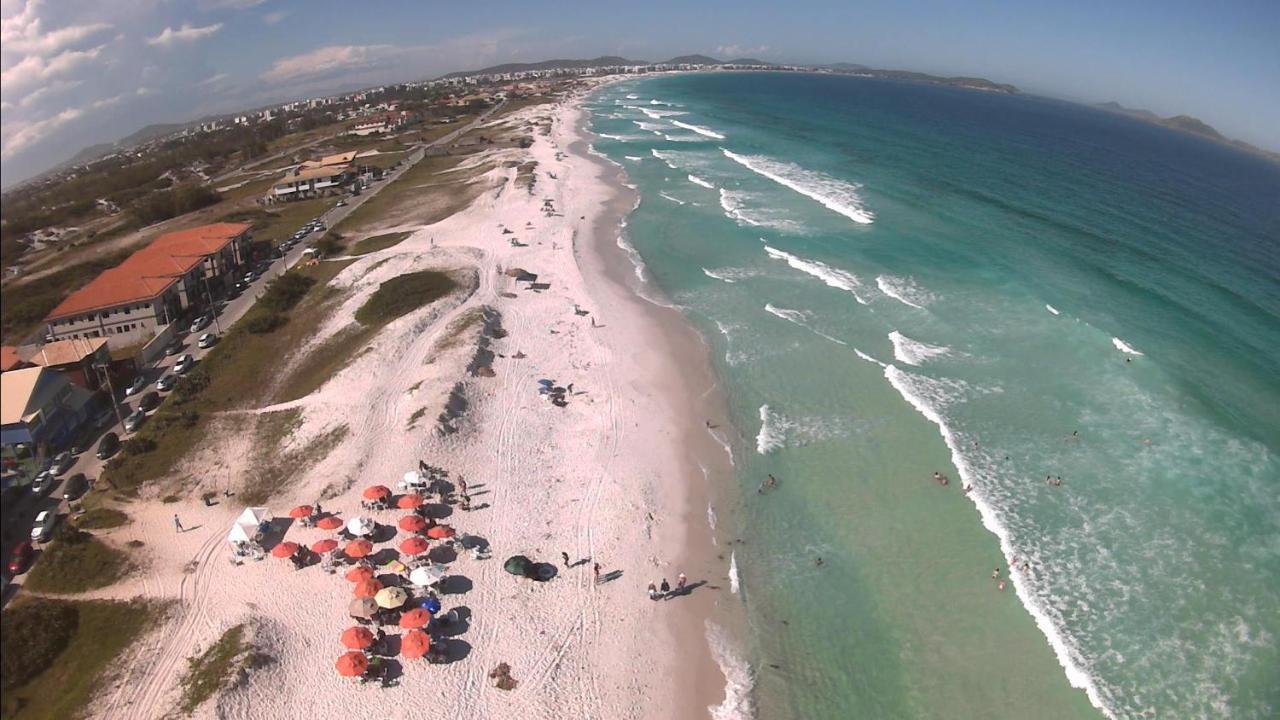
[441,56,645,79]
[726,58,773,66]
[1095,102,1278,162]
[824,64,1019,94]
[663,54,721,65]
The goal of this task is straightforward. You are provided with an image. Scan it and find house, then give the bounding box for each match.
[19,337,112,390]
[269,165,353,202]
[44,223,252,345]
[1,346,31,373]
[1,366,96,453]
[346,110,420,136]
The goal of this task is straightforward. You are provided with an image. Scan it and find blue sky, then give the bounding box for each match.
[2,0,1278,186]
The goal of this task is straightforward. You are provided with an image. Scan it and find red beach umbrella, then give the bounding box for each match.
[288,505,313,519]
[353,578,384,598]
[399,536,429,555]
[340,626,375,650]
[399,608,432,629]
[398,515,427,533]
[270,541,299,558]
[400,629,431,659]
[345,565,375,583]
[311,538,339,554]
[344,539,374,558]
[425,525,455,540]
[336,651,369,677]
[362,485,392,500]
[396,494,424,509]
[316,515,343,530]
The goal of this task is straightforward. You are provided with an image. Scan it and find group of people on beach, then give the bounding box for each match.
[647,573,688,601]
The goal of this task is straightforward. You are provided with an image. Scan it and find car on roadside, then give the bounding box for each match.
[124,375,147,397]
[173,354,196,374]
[165,341,182,356]
[62,473,89,501]
[190,314,212,334]
[96,432,120,460]
[7,541,34,575]
[123,410,146,433]
[197,333,218,349]
[139,391,161,412]
[156,374,177,392]
[30,510,58,542]
[31,471,55,496]
[51,451,74,475]
[335,199,347,207]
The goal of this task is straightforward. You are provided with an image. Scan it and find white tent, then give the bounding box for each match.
[347,516,375,537]
[227,506,271,545]
[398,470,427,491]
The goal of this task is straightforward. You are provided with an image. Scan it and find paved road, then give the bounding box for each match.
[0,101,503,597]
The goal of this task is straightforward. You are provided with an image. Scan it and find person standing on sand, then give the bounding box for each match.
[648,582,659,601]
[660,578,671,599]
[173,514,183,533]
[677,573,688,593]
[561,551,571,567]
[593,562,601,584]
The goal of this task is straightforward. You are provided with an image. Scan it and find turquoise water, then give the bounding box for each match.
[586,73,1280,719]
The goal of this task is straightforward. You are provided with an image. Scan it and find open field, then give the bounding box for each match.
[336,152,490,233]
[345,231,411,256]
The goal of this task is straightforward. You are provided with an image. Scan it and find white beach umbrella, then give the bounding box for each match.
[409,564,447,587]
[346,516,376,537]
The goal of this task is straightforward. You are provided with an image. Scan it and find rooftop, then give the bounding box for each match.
[22,337,109,367]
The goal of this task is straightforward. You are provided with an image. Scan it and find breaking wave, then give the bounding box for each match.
[702,267,759,283]
[756,403,847,454]
[888,330,951,366]
[876,274,935,308]
[722,148,875,225]
[763,245,869,304]
[706,621,754,720]
[688,174,716,189]
[659,191,686,205]
[1111,337,1144,356]
[765,303,848,346]
[671,120,726,139]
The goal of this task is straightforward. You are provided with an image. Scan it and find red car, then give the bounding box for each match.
[8,541,34,575]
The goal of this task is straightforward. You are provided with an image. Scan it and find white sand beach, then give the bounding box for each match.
[77,84,747,720]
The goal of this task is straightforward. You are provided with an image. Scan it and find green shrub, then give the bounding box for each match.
[355,270,457,326]
[260,273,316,313]
[245,313,288,334]
[0,602,80,690]
[123,437,157,456]
[172,370,210,405]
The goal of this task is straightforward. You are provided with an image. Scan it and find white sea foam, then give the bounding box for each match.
[727,553,741,596]
[633,120,669,132]
[881,364,1116,718]
[854,348,886,366]
[757,404,785,454]
[626,93,639,99]
[719,190,806,233]
[756,403,846,454]
[702,266,759,284]
[706,621,754,720]
[662,133,706,142]
[616,233,647,282]
[1111,337,1144,356]
[688,174,716,189]
[623,155,643,161]
[597,132,648,142]
[888,330,951,366]
[706,503,718,533]
[763,245,869,304]
[1046,304,1061,316]
[671,120,726,139]
[722,148,875,225]
[659,191,686,205]
[639,106,687,119]
[650,148,678,169]
[876,274,935,308]
[765,303,848,346]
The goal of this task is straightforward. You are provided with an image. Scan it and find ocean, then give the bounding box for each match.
[584,73,1280,719]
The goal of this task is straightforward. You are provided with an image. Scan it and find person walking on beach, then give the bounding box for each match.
[593,562,601,584]
[660,578,671,599]
[457,476,467,496]
[648,582,659,601]
[561,551,571,567]
[677,573,688,594]
[173,514,183,533]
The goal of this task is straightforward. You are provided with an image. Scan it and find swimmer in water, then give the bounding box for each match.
[991,567,1001,580]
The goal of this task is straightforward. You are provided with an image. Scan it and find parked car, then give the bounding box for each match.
[96,432,120,460]
[190,314,212,334]
[173,354,196,374]
[7,541,34,575]
[124,409,146,433]
[139,391,161,412]
[336,199,347,207]
[197,333,218,349]
[124,375,147,396]
[51,451,74,475]
[62,473,89,501]
[156,374,177,391]
[30,510,58,542]
[165,341,182,356]
[31,471,55,496]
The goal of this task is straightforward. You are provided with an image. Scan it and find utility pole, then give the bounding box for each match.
[201,273,222,334]
[95,362,127,430]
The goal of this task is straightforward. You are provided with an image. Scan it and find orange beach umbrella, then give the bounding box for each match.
[398,608,432,629]
[288,505,313,519]
[270,541,299,558]
[311,538,339,554]
[344,539,374,558]
[396,494,424,509]
[345,565,375,583]
[316,515,343,530]
[398,515,427,533]
[353,578,384,598]
[336,651,369,677]
[399,536,429,555]
[363,485,392,500]
[425,525,455,540]
[340,626,375,650]
[400,629,431,659]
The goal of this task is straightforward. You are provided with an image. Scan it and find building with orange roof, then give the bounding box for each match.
[18,337,111,390]
[1,345,31,372]
[44,223,251,345]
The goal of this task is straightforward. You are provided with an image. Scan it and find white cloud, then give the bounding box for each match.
[715,44,771,58]
[1,44,104,98]
[200,0,269,8]
[0,0,111,56]
[263,10,286,25]
[146,22,222,47]
[197,72,229,86]
[260,44,393,84]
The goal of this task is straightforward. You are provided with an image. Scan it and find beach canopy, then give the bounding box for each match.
[316,515,343,530]
[399,608,432,629]
[345,565,375,583]
[400,471,426,489]
[227,506,270,545]
[336,651,369,677]
[345,539,374,558]
[348,597,378,619]
[425,525,455,540]
[311,538,339,554]
[346,516,376,537]
[398,515,427,533]
[340,626,375,650]
[421,596,442,614]
[399,537,429,555]
[504,555,532,576]
[374,586,408,609]
[396,494,424,509]
[270,541,299,559]
[288,505,312,519]
[409,564,447,587]
[362,485,392,500]
[354,578,384,598]
[401,630,431,659]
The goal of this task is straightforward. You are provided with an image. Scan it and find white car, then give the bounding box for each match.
[156,374,177,391]
[124,375,147,396]
[31,510,58,542]
[197,333,218,349]
[173,354,196,374]
[189,315,212,334]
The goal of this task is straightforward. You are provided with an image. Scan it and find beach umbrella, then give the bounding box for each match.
[409,564,446,587]
[346,516,375,537]
[316,515,343,530]
[345,539,374,558]
[270,541,299,559]
[311,538,339,554]
[399,536,429,555]
[345,565,375,583]
[288,505,313,519]
[537,378,554,387]
[399,608,432,629]
[348,597,378,619]
[421,596,442,614]
[340,626,375,650]
[504,555,532,576]
[425,525,455,540]
[354,578,384,597]
[402,470,422,486]
[374,585,408,609]
[400,630,431,659]
[398,515,427,533]
[362,485,392,500]
[397,494,424,509]
[336,651,369,677]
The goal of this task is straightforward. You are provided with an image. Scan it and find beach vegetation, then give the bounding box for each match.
[347,231,411,256]
[22,526,131,594]
[74,507,130,530]
[177,624,255,715]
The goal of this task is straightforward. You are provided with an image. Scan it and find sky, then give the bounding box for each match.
[2,0,1278,187]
